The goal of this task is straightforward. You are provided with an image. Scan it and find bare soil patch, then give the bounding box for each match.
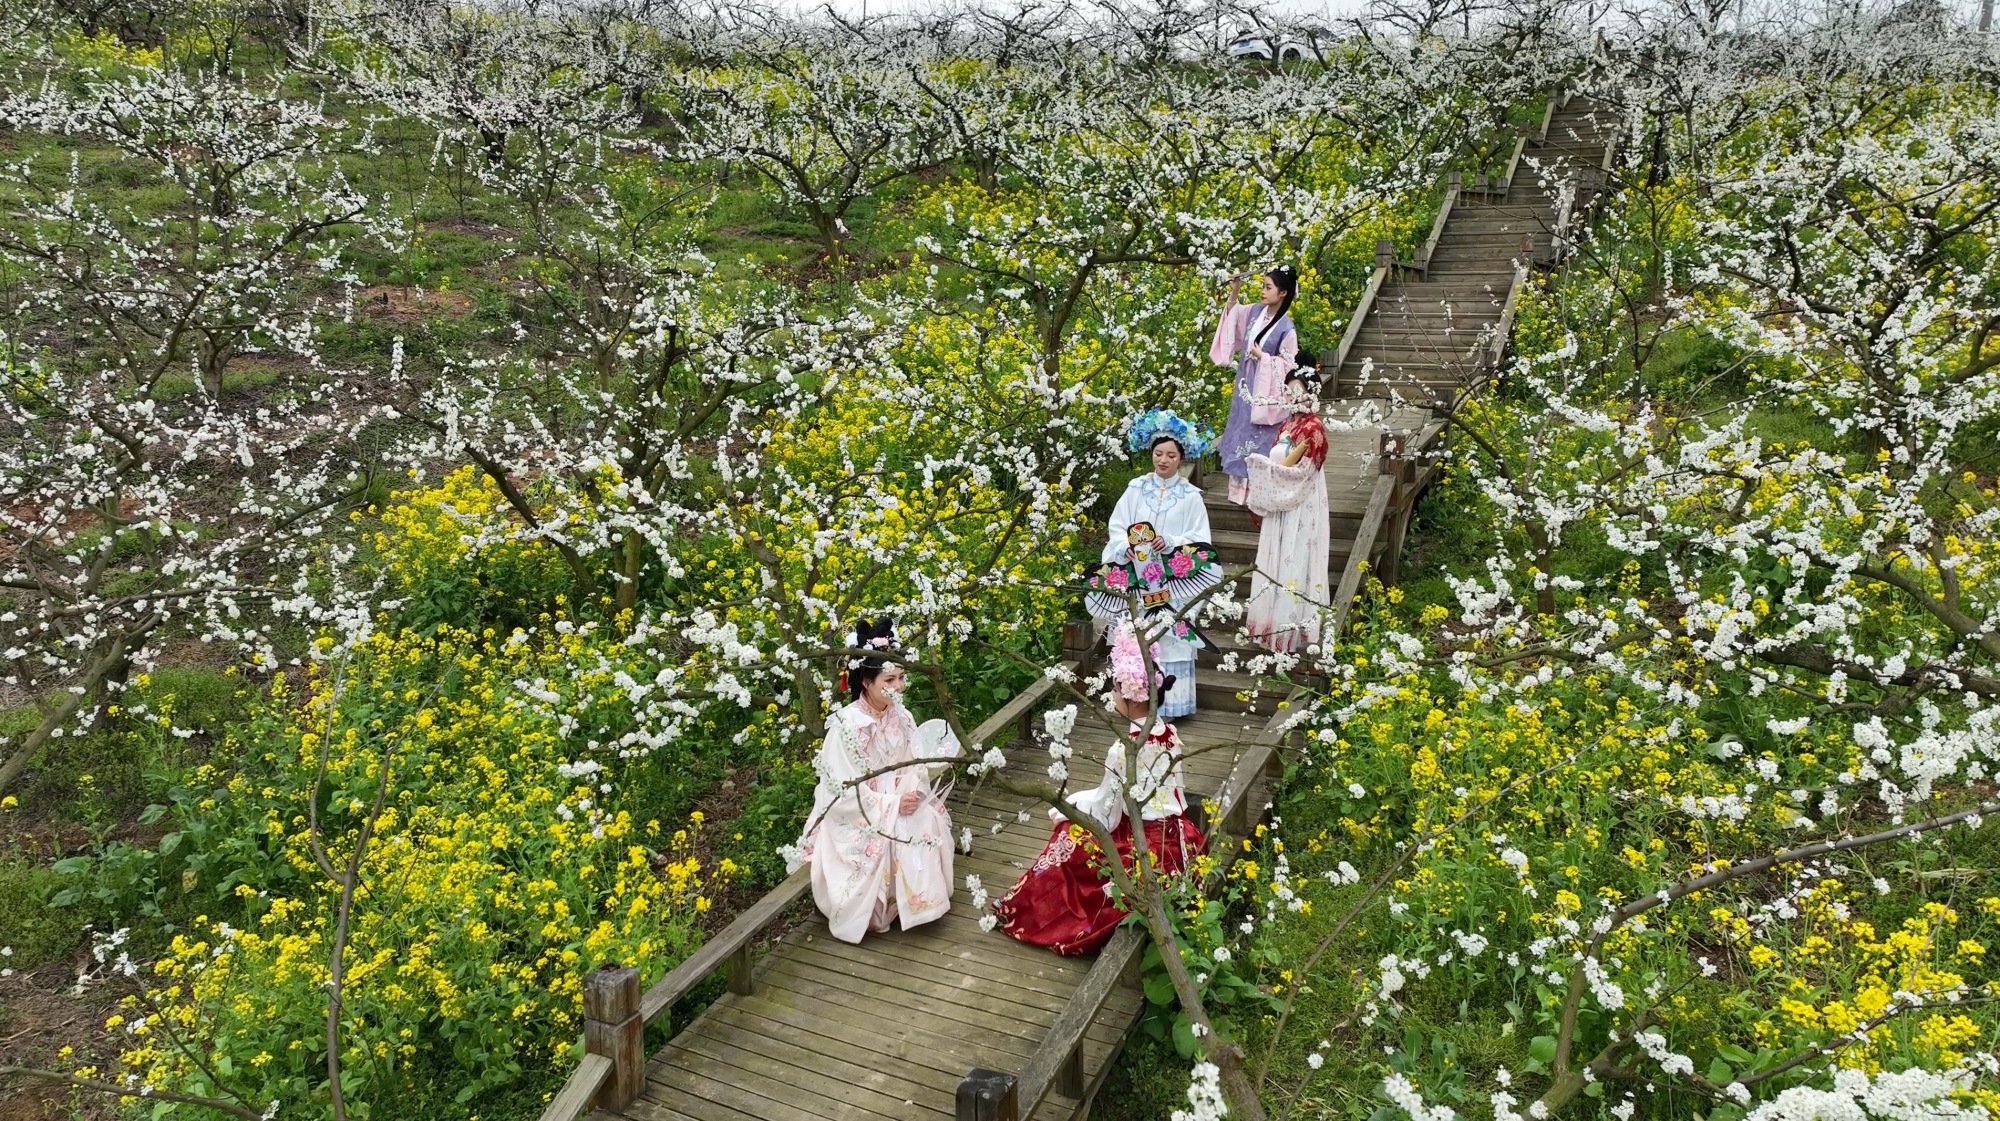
[358,284,474,324]
[0,964,119,1121]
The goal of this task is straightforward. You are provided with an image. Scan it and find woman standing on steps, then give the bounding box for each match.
[1087,411,1221,719]
[1244,359,1330,654]
[1211,266,1301,505]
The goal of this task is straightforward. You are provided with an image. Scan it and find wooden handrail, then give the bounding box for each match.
[635,867,811,1024]
[536,1054,612,1121]
[1414,173,1460,269]
[1495,91,1563,194]
[1326,263,1389,394]
[1327,472,1398,638]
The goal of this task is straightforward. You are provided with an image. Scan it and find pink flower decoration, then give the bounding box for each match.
[1105,568,1130,589]
[1140,561,1165,584]
[1168,551,1193,577]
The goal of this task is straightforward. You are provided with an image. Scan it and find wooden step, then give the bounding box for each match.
[1372,284,1511,304]
[1416,261,1521,281]
[1207,527,1357,567]
[1345,342,1485,366]
[1194,665,1276,711]
[1349,325,1500,346]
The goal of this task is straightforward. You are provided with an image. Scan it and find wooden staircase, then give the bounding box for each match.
[1328,96,1619,408]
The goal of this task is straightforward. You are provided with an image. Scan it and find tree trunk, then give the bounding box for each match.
[617,530,642,614]
[1134,889,1269,1121]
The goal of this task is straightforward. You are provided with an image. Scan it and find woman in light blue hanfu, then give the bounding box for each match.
[1085,411,1222,718]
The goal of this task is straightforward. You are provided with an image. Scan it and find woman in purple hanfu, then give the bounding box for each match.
[1210,267,1301,505]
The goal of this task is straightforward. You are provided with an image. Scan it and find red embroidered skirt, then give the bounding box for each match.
[993,814,1207,956]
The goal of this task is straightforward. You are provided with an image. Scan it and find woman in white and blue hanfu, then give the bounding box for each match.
[790,619,960,943]
[1085,411,1224,718]
[1210,266,1301,506]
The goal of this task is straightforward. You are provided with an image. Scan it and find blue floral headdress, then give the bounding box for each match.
[1126,410,1215,460]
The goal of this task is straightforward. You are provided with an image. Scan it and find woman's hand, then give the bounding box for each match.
[898,790,923,816]
[1247,341,1265,360]
[1224,274,1244,304]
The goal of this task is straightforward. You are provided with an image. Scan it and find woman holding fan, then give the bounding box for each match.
[1211,266,1301,505]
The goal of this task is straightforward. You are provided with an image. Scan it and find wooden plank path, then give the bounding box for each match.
[540,90,1621,1121]
[1329,94,1619,409]
[578,681,1280,1121]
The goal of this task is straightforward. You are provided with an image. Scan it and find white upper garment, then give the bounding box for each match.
[1057,720,1189,831]
[1103,472,1212,563]
[792,700,958,942]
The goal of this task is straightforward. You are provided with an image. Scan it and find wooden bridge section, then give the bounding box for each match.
[540,652,1286,1121]
[537,92,1618,1121]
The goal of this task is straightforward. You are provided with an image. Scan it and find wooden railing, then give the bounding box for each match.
[1492,95,1561,196]
[536,664,1073,1121]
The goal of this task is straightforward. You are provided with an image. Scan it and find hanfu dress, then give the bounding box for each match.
[1244,412,1330,653]
[791,700,958,943]
[1088,473,1220,718]
[1211,301,1299,505]
[994,720,1207,955]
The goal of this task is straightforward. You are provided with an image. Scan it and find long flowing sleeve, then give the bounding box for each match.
[1162,483,1211,547]
[1103,480,1140,563]
[1254,317,1300,391]
[1059,738,1128,832]
[1210,301,1251,367]
[810,716,895,840]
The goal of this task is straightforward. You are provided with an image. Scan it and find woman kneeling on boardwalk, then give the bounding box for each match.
[1244,359,1330,654]
[993,623,1207,955]
[790,619,958,943]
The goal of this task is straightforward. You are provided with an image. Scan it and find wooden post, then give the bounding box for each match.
[1377,430,1406,476]
[1373,239,1393,270]
[1063,618,1100,679]
[957,1069,1019,1121]
[1382,502,1413,587]
[583,964,644,1110]
[726,941,754,996]
[1474,171,1489,195]
[1056,1041,1086,1099]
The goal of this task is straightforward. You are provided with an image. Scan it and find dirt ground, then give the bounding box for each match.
[0,963,120,1120]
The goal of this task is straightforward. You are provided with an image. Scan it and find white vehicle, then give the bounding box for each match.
[1226,28,1324,62]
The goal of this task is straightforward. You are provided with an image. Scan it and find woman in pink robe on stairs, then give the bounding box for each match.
[1211,267,1301,505]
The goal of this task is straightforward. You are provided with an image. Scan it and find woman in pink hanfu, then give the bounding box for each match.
[790,619,959,943]
[1211,267,1301,505]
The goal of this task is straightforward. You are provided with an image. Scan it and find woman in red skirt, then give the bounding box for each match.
[994,622,1207,955]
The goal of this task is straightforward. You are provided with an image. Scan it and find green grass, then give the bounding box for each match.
[0,855,88,968]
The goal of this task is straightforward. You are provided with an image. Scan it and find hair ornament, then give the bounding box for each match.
[847,618,900,669]
[1126,410,1216,460]
[1108,620,1163,702]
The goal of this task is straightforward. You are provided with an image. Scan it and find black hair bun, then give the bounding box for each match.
[1155,674,1177,707]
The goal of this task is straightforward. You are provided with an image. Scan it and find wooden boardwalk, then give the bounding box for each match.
[540,91,1619,1121]
[619,702,1276,1121]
